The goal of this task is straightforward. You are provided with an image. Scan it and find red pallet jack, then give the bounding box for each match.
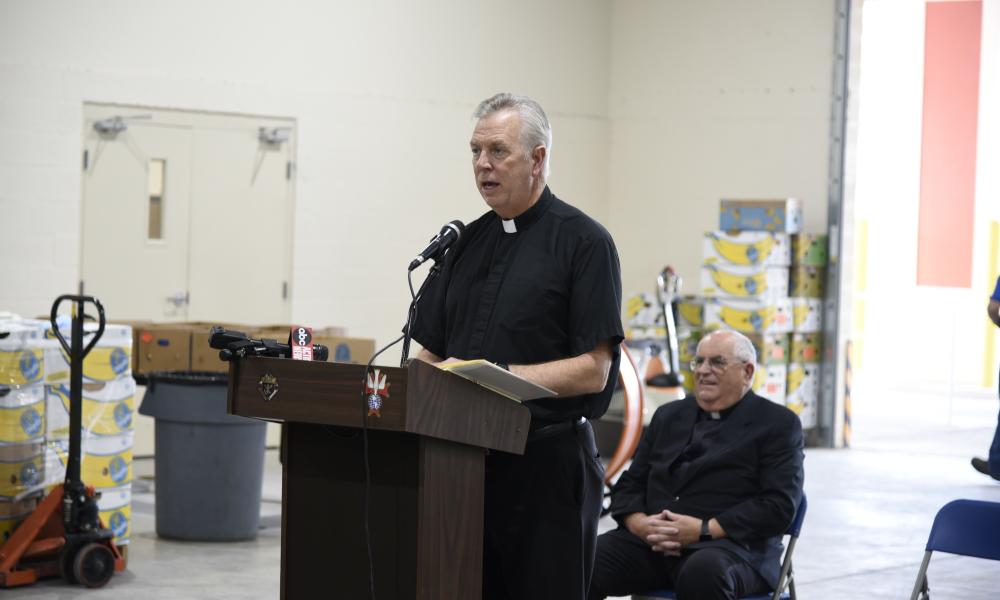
[0,295,125,588]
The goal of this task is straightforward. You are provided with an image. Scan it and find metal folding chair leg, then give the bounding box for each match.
[908,551,932,600]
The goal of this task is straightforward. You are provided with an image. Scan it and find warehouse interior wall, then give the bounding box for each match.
[0,1,841,367]
[852,0,1000,416]
[606,0,836,304]
[0,0,613,352]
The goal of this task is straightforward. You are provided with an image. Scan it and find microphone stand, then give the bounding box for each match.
[400,261,443,367]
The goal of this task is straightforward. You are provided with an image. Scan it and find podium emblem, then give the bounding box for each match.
[258,372,279,402]
[365,368,389,417]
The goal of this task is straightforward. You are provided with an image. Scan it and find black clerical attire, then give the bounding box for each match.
[589,391,804,600]
[409,186,624,600]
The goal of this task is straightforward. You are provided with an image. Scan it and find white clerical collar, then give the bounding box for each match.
[501,219,517,234]
[709,411,721,420]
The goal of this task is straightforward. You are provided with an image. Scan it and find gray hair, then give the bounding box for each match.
[698,330,758,371]
[473,93,552,179]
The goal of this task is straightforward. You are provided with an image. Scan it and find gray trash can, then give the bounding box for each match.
[138,371,266,541]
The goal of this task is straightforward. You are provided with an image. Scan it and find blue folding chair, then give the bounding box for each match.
[634,493,807,600]
[909,499,1000,600]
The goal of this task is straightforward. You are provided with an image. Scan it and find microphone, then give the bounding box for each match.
[408,220,465,271]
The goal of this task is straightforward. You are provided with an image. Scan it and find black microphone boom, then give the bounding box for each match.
[408,220,464,271]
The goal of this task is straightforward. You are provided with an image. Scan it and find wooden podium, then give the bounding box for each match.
[227,357,531,600]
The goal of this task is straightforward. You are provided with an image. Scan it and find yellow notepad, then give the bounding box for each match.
[438,360,557,402]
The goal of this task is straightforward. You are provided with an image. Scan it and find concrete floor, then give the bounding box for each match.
[10,380,1000,599]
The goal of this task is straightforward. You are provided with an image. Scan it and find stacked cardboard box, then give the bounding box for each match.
[0,317,135,547]
[672,199,825,430]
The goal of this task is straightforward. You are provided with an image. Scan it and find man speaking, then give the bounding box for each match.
[409,93,624,600]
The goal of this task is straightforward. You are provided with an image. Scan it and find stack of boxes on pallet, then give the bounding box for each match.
[0,317,136,547]
[676,199,827,429]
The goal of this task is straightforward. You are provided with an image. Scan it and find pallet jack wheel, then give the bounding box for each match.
[72,543,115,588]
[58,544,79,584]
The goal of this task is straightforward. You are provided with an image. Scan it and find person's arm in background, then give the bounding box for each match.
[988,299,999,328]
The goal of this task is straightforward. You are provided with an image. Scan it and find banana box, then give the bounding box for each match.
[46,378,136,438]
[701,264,789,299]
[786,362,819,429]
[720,199,802,233]
[791,234,828,266]
[45,432,133,489]
[0,384,45,444]
[43,323,132,384]
[679,366,695,395]
[703,297,792,335]
[753,364,787,404]
[678,331,703,366]
[0,322,45,387]
[790,333,822,363]
[0,496,38,542]
[703,231,790,267]
[0,442,44,499]
[747,333,790,366]
[790,266,825,298]
[97,484,132,545]
[676,296,706,332]
[791,298,822,333]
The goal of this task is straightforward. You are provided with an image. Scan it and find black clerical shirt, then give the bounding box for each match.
[409,186,624,424]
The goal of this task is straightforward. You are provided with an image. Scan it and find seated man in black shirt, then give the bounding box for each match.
[589,330,804,600]
[409,93,624,600]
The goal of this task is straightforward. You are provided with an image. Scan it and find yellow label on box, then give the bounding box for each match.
[48,435,133,488]
[100,503,131,545]
[45,346,131,384]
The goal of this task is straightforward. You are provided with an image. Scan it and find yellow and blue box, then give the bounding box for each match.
[46,377,136,439]
[703,231,790,267]
[701,264,789,299]
[0,495,39,542]
[790,266,825,298]
[0,322,45,387]
[703,297,793,335]
[791,298,822,333]
[0,442,45,499]
[791,234,828,266]
[97,484,132,546]
[42,323,132,385]
[720,199,802,233]
[747,333,790,366]
[44,431,133,489]
[0,385,45,445]
[676,296,706,333]
[786,362,820,429]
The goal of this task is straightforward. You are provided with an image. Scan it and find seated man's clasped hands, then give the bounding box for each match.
[589,330,804,600]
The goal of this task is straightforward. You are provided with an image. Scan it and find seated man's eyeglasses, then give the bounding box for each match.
[689,356,745,371]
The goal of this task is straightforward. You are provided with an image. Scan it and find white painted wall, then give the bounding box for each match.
[0,0,611,356]
[607,0,836,301]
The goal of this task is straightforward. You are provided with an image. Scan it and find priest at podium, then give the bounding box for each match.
[410,92,624,600]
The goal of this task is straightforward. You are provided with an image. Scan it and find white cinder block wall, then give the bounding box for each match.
[0,0,612,353]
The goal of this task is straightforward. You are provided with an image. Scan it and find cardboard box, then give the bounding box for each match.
[43,323,133,384]
[0,321,45,386]
[753,364,787,404]
[703,297,792,335]
[703,231,790,267]
[720,199,802,233]
[789,266,825,298]
[791,298,822,333]
[132,325,192,375]
[676,296,705,332]
[790,333,822,363]
[747,333,790,366]
[0,384,45,444]
[791,234,828,266]
[786,362,819,429]
[46,378,136,438]
[701,264,789,299]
